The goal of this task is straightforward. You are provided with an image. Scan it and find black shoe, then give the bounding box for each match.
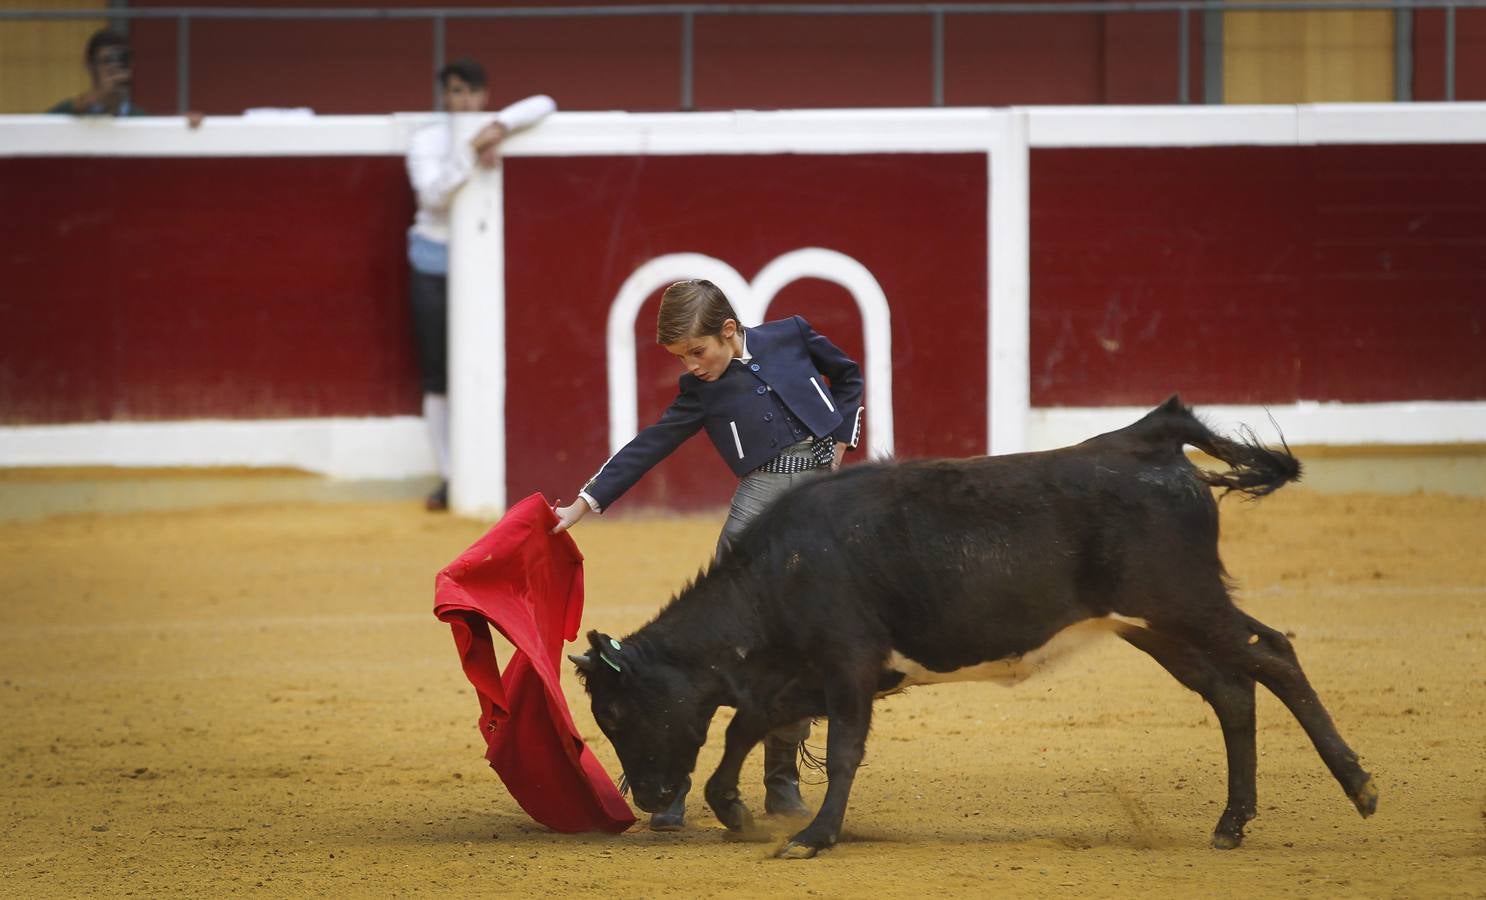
[649,777,690,831]
[763,733,811,818]
[425,481,449,512]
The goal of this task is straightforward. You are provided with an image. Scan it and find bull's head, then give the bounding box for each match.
[570,630,714,813]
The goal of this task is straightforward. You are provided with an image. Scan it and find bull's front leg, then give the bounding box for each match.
[775,675,873,860]
[705,710,768,833]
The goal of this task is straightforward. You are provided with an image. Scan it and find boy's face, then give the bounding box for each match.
[442,75,487,113]
[664,320,739,382]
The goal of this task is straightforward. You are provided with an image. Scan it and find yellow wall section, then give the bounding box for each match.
[1225,1,1395,102]
[0,0,107,114]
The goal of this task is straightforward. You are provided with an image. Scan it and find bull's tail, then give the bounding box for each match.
[1137,395,1302,498]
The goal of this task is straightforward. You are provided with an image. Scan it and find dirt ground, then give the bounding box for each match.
[2,472,1484,897]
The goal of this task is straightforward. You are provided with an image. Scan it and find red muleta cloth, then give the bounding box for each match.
[433,492,635,833]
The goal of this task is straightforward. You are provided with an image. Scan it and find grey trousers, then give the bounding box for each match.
[715,444,827,746]
[715,449,830,562]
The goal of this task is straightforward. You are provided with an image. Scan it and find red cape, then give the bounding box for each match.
[433,492,635,834]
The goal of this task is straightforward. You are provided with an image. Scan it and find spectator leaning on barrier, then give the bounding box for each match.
[405,58,556,512]
[48,29,145,117]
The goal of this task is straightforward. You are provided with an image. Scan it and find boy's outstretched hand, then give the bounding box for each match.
[551,499,589,534]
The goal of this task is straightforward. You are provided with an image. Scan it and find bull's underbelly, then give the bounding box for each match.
[883,614,1149,689]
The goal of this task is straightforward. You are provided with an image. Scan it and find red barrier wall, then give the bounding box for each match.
[501,153,990,512]
[5,138,1483,496]
[1030,144,1486,407]
[0,157,418,424]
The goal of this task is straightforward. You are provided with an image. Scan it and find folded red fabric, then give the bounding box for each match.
[434,492,635,834]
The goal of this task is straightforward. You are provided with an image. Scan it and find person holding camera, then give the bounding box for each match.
[49,29,144,117]
[48,28,203,126]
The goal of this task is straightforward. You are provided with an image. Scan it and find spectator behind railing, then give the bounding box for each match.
[405,58,556,511]
[47,28,203,128]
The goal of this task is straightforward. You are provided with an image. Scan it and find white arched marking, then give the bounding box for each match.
[605,249,894,460]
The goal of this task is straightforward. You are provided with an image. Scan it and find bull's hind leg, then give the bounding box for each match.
[1222,612,1378,819]
[1121,628,1258,849]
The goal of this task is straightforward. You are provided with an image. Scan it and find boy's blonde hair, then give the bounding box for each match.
[656,279,739,345]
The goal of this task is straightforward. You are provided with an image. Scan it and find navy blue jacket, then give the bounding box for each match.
[582,316,864,511]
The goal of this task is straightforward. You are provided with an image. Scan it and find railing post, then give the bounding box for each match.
[107,0,127,39]
[1444,3,1456,101]
[1203,0,1224,105]
[1394,2,1412,101]
[177,14,190,115]
[681,10,695,110]
[932,9,945,107]
[433,13,446,109]
[1178,6,1190,104]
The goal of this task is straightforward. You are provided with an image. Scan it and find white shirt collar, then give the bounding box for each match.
[734,329,752,363]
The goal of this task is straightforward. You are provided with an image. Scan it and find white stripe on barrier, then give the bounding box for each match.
[5,401,1480,484]
[0,417,436,479]
[10,105,1484,161]
[1026,401,1486,452]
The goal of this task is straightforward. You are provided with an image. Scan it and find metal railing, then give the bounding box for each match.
[4,1,1480,113]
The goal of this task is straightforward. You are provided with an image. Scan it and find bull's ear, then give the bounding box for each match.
[568,652,596,673]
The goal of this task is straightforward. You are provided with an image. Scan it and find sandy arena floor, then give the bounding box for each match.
[1,472,1484,897]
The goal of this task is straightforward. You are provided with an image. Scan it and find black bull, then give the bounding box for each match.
[571,397,1377,858]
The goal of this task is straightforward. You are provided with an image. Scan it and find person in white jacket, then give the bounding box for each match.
[406,59,555,510]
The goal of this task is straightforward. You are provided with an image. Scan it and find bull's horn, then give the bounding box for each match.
[568,652,596,672]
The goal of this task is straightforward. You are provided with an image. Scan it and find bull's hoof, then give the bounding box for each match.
[1210,831,1243,851]
[715,800,754,834]
[1352,776,1379,818]
[774,840,820,860]
[649,810,685,833]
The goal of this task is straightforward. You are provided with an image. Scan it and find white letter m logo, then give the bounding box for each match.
[604,248,895,459]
